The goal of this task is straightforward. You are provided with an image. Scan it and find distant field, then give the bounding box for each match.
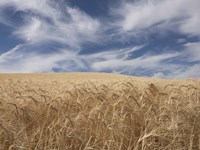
[0,73,200,149]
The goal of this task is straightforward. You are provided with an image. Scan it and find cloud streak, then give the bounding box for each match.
[114,0,200,37]
[0,44,85,73]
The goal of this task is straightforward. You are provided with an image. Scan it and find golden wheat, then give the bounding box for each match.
[0,74,200,149]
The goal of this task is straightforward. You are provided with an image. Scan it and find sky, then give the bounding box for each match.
[0,0,200,79]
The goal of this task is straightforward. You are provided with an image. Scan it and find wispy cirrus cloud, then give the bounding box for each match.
[89,51,180,75]
[1,0,101,43]
[0,44,85,73]
[0,0,101,72]
[182,42,200,62]
[113,0,200,36]
[9,2,101,47]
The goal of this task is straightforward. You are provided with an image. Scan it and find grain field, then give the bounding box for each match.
[0,73,200,150]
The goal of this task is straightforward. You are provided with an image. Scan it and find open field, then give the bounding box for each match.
[0,73,200,149]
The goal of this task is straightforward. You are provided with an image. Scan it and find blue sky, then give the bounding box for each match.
[0,0,200,78]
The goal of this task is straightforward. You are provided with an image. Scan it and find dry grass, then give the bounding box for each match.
[0,73,200,149]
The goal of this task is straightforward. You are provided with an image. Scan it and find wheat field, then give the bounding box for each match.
[0,73,200,150]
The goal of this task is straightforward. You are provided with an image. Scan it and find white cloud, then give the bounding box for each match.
[83,41,200,78]
[114,0,200,37]
[0,0,101,73]
[0,44,85,73]
[180,16,200,37]
[14,17,44,42]
[162,64,200,79]
[183,42,200,62]
[86,45,144,60]
[81,45,180,75]
[0,0,60,19]
[152,72,166,78]
[1,0,101,47]
[90,52,179,71]
[175,64,200,79]
[0,10,13,26]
